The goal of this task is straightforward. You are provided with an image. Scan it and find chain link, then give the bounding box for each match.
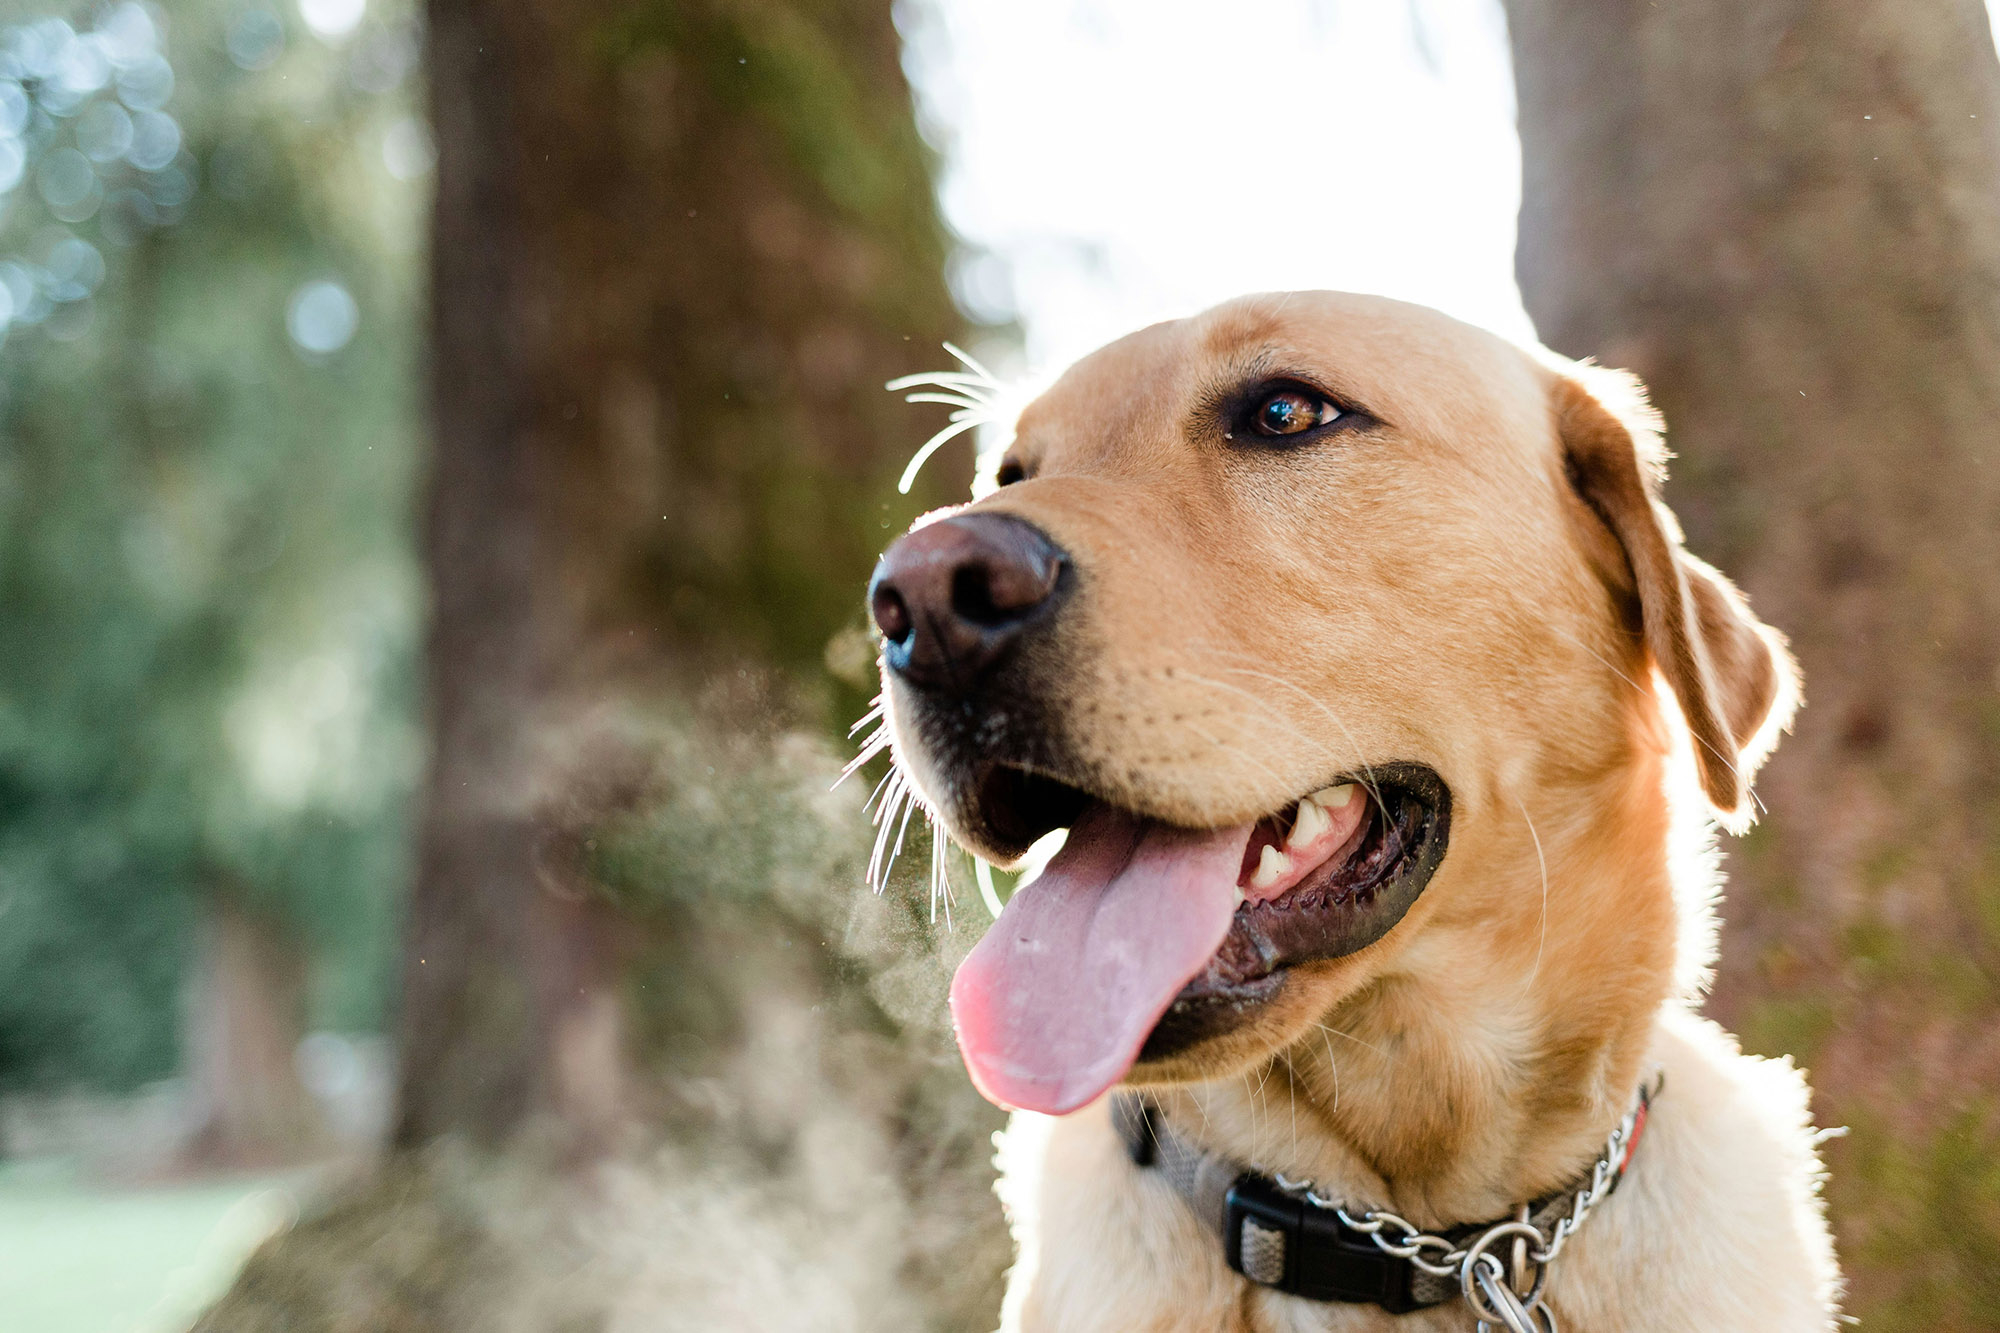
[1273,1085,1652,1287]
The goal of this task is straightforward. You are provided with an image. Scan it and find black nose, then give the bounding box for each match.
[869,513,1068,693]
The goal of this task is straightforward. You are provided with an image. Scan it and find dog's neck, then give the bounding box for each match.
[1147,737,1682,1229]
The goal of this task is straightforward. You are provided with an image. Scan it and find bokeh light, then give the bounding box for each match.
[287,279,360,355]
[126,109,180,170]
[115,51,172,110]
[381,116,432,180]
[226,9,287,71]
[75,100,134,161]
[299,0,367,41]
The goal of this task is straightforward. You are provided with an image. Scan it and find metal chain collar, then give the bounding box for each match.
[1267,1078,1657,1333]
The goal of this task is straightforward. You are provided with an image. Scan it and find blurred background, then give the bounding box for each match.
[0,0,1995,1329]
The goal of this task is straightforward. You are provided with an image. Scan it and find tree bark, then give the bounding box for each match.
[1504,1,2000,1321]
[398,0,961,1149]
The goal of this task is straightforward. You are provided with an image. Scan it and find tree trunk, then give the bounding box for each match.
[398,0,961,1149]
[182,896,323,1168]
[1504,1,2000,1322]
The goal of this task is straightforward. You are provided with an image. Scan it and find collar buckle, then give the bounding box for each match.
[1223,1173,1423,1312]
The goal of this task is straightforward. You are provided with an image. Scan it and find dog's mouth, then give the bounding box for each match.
[948,763,1450,1115]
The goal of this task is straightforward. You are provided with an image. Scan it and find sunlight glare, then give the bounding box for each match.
[904,0,1532,375]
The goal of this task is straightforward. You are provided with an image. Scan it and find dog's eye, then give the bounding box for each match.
[1252,389,1341,437]
[995,458,1026,487]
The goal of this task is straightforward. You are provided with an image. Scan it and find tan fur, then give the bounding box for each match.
[882,293,1840,1330]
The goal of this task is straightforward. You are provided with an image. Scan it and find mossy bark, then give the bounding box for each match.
[402,0,966,1149]
[1503,1,2000,1324]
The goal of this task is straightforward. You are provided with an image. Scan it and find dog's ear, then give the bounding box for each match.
[1553,368,1797,828]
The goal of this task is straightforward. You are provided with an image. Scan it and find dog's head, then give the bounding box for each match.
[869,292,1794,1116]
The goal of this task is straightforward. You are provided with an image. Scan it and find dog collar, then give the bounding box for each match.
[1112,1076,1658,1328]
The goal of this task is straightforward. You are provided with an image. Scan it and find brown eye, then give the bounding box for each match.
[995,458,1026,486]
[1254,390,1338,437]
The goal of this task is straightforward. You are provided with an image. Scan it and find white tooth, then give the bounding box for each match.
[1311,783,1356,810]
[1249,844,1292,891]
[1288,797,1330,848]
[1233,883,1246,906]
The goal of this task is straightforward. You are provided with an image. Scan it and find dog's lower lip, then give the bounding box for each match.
[1137,764,1452,1063]
[1223,773,1444,970]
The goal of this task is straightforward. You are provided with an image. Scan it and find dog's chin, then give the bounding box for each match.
[938,756,1452,1082]
[1120,964,1343,1088]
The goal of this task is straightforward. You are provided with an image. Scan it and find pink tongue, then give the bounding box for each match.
[950,804,1253,1114]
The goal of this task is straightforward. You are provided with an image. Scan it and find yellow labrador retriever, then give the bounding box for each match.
[868,293,1841,1331]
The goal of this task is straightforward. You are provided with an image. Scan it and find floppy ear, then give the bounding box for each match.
[1553,369,1797,828]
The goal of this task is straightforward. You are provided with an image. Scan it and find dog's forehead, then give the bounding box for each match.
[1014,291,1550,464]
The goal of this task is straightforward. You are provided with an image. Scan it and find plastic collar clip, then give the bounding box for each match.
[1223,1172,1424,1312]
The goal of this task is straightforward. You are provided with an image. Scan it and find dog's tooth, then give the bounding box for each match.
[1233,883,1246,907]
[1287,797,1330,848]
[1311,783,1356,810]
[1249,844,1292,890]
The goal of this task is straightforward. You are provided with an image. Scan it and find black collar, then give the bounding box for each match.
[1111,1080,1656,1314]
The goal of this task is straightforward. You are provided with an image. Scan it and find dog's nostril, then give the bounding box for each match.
[871,584,913,643]
[954,548,1059,627]
[951,564,1004,626]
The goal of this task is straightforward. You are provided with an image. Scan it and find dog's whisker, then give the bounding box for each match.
[1251,1058,1279,1161]
[865,773,903,891]
[846,698,885,736]
[844,724,887,762]
[901,391,992,412]
[929,817,955,927]
[1540,621,1648,699]
[1313,1020,1387,1059]
[940,339,1001,386]
[869,790,902,891]
[887,341,1016,493]
[1286,1053,1299,1164]
[837,730,891,788]
[1241,1071,1262,1162]
[867,769,919,893]
[884,781,923,889]
[896,411,995,494]
[884,369,998,396]
[874,808,900,887]
[1314,1023,1341,1116]
[862,763,900,817]
[1514,793,1552,991]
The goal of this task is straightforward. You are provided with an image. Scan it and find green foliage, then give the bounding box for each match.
[1835,1102,2000,1330]
[0,0,423,1088]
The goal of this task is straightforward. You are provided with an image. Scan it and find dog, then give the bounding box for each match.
[867,292,1841,1331]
